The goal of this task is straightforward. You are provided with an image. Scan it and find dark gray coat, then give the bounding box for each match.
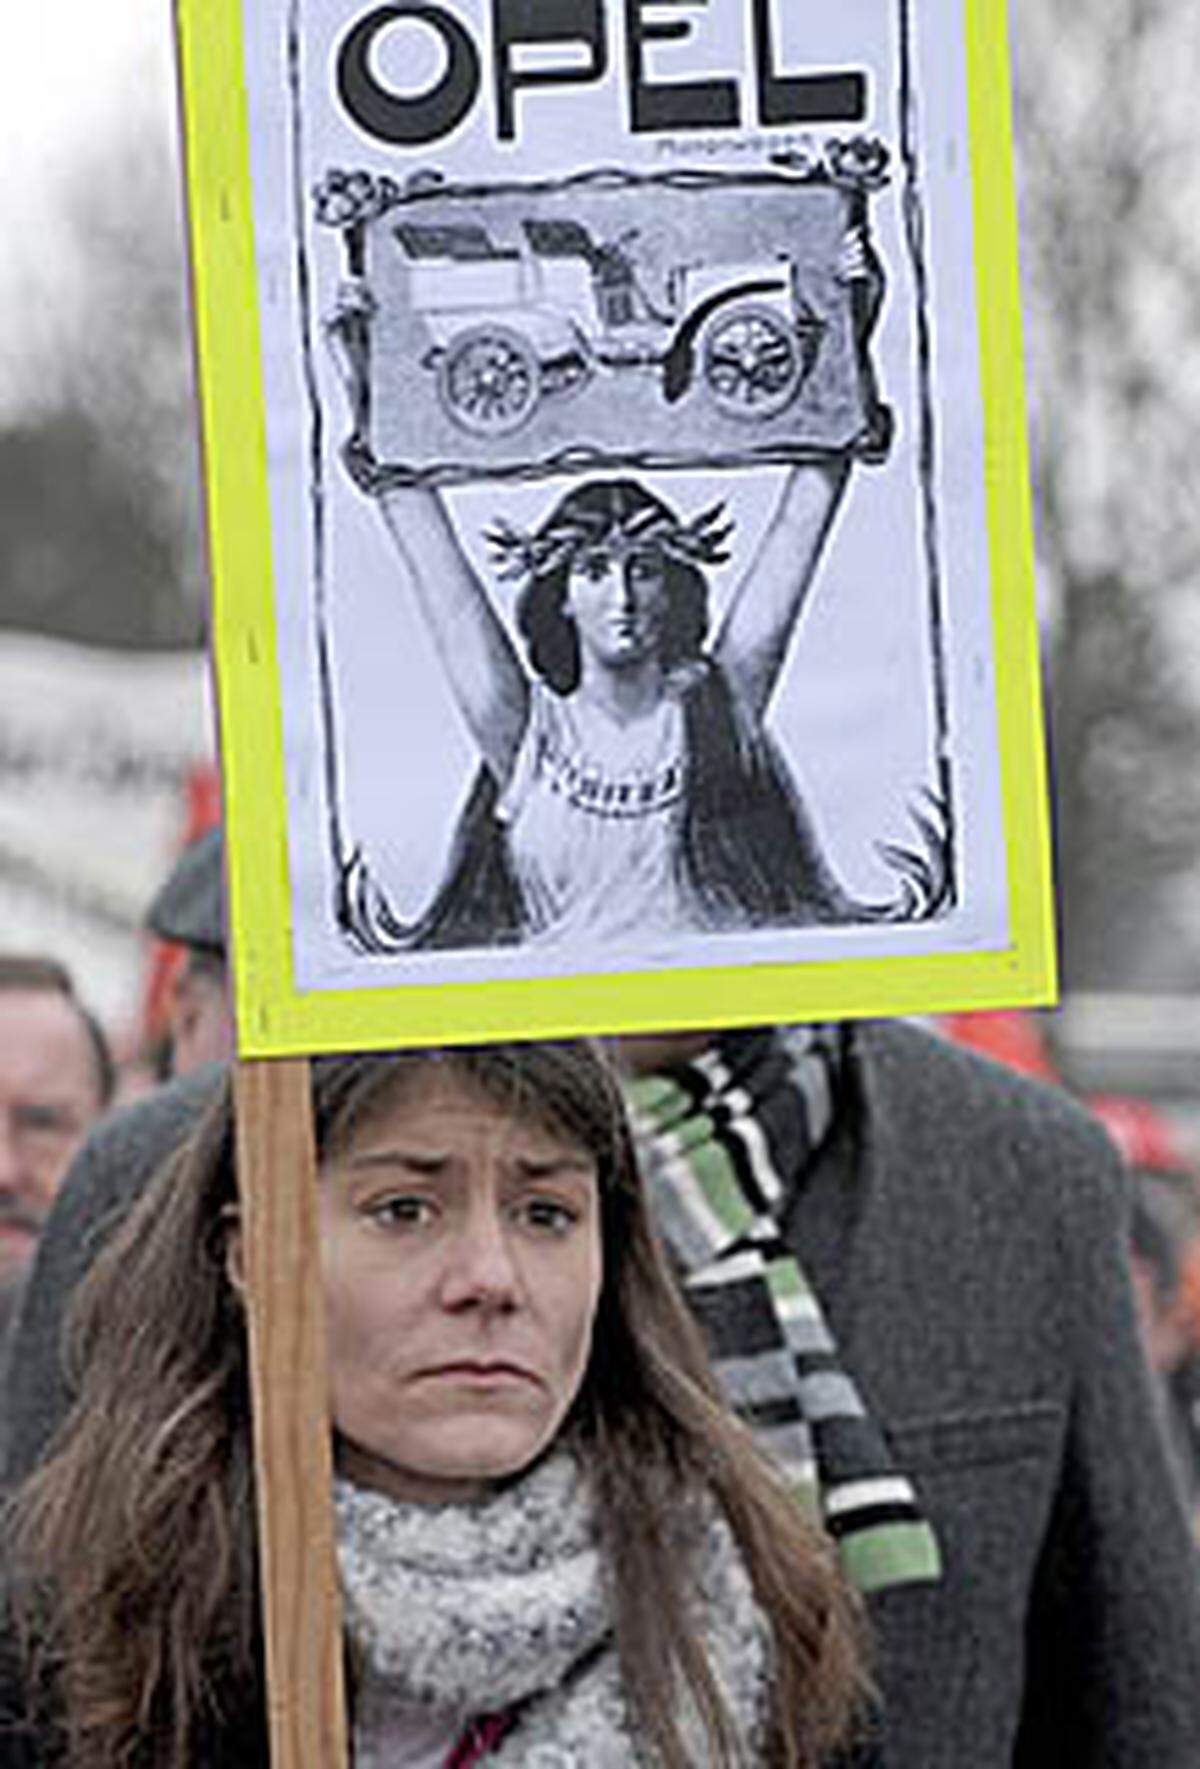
[794,1022,1200,1767]
[3,1025,1199,1766]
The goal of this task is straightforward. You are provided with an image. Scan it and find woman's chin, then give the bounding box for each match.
[338,1417,555,1503]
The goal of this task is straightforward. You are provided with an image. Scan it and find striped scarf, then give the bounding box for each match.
[625,1025,942,1596]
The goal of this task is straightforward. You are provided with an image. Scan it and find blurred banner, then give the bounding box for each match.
[0,632,214,1030]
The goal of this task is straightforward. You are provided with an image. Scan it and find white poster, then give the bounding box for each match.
[181,0,1051,1048]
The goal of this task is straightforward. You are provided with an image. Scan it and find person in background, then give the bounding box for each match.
[0,956,113,1343]
[143,826,235,1074]
[616,1021,1200,1767]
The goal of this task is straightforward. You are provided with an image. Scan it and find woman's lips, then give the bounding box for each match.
[419,1361,540,1385]
[0,1215,39,1240]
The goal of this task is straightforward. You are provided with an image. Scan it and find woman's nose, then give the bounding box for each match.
[439,1207,520,1310]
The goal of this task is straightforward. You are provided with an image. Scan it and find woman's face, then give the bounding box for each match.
[317,1064,603,1504]
[565,546,669,671]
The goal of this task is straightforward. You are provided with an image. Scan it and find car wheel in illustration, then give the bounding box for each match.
[436,325,540,435]
[701,303,802,420]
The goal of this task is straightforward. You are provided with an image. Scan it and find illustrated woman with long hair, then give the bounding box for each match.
[3,1040,870,1766]
[329,237,916,954]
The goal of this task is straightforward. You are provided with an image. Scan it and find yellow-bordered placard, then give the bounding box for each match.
[175,0,1054,1055]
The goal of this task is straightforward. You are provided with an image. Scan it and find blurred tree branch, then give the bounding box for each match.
[1015,0,1200,989]
[0,113,205,648]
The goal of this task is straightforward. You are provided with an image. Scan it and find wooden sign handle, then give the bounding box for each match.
[234,1057,349,1769]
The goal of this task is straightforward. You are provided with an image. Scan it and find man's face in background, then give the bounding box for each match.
[0,986,104,1294]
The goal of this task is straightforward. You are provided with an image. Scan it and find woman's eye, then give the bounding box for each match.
[517,1198,579,1235]
[579,553,610,581]
[367,1196,436,1228]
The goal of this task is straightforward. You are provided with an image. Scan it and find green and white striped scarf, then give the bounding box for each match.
[625,1024,941,1596]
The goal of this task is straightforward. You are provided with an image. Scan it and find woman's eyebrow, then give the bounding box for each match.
[340,1150,593,1177]
[512,1153,595,1180]
[344,1148,449,1172]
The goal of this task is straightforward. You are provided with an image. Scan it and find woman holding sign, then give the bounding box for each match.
[4,1040,868,1767]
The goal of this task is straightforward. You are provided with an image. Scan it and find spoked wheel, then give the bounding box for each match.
[701,302,802,420]
[436,325,540,435]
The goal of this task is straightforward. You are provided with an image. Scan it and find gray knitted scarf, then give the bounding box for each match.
[335,1450,770,1766]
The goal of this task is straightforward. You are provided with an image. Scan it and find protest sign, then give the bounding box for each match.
[178,0,1052,1051]
[173,10,1053,1755]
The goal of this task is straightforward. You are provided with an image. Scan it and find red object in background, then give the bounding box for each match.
[1087,1092,1200,1352]
[139,763,221,1052]
[942,1013,1200,1354]
[941,1013,1193,1179]
[184,762,222,836]
[1087,1093,1192,1177]
[939,1009,1060,1083]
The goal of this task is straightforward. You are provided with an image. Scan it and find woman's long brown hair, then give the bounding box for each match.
[4,1041,870,1768]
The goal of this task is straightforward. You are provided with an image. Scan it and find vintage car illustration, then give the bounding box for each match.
[314,149,892,487]
[393,216,825,436]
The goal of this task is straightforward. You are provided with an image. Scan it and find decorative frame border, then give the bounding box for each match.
[311,152,896,488]
[298,143,953,946]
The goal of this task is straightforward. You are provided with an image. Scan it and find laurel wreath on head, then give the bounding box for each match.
[485,501,735,583]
